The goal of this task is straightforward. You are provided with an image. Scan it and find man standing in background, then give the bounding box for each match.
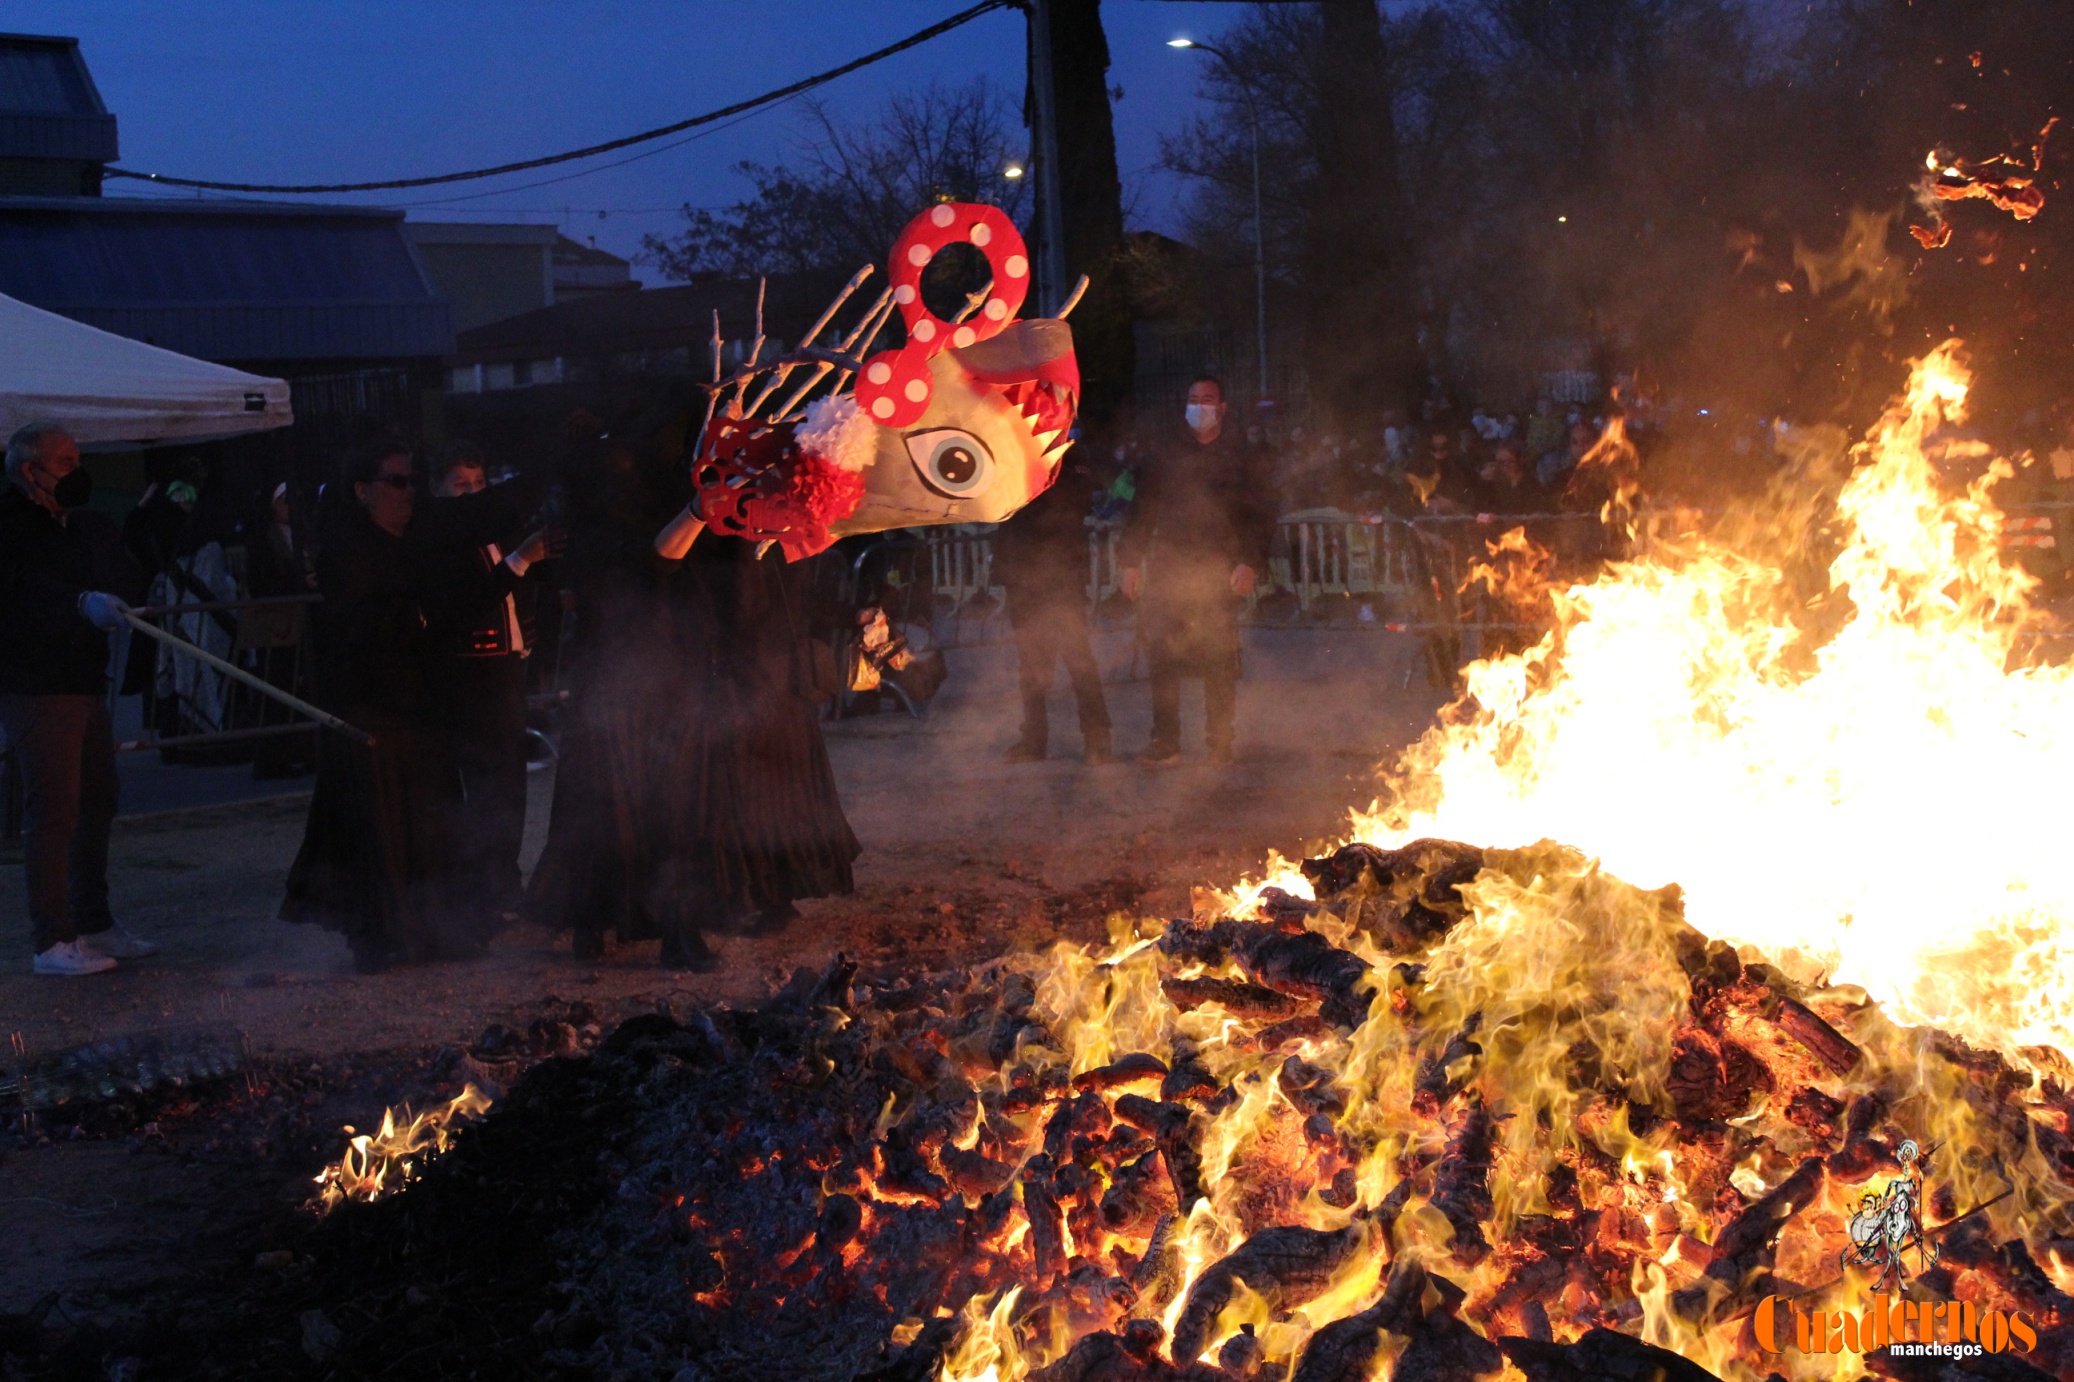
[1118,376,1274,765]
[0,423,154,975]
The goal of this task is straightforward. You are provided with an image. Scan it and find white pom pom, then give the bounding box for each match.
[795,394,879,474]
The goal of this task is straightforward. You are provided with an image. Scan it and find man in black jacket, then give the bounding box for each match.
[992,450,1111,764]
[0,423,152,975]
[1117,377,1276,764]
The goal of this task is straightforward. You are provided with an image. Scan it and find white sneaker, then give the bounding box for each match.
[33,941,118,976]
[78,925,159,960]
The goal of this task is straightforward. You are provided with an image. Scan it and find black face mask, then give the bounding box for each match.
[52,467,94,509]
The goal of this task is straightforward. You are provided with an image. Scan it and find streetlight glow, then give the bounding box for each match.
[1002,161,1025,180]
[1166,38,1194,48]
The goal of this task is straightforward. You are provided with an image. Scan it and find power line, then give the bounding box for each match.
[103,0,1014,195]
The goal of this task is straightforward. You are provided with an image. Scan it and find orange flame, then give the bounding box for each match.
[1366,341,2074,1059]
[311,1083,494,1212]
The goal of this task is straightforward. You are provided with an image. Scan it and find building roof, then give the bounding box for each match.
[454,272,847,364]
[404,221,560,248]
[0,33,116,162]
[0,196,452,361]
[552,234,629,270]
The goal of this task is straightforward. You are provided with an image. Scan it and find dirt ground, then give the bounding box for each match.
[0,628,1446,1354]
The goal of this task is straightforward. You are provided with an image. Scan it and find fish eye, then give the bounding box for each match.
[903,429,995,499]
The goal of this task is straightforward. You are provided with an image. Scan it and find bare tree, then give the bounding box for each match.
[642,79,1029,282]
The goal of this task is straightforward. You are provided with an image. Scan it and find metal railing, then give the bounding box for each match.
[830,510,1644,651]
[119,593,322,754]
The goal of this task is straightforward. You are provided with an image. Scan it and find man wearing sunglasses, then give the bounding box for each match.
[0,422,153,975]
[283,443,476,970]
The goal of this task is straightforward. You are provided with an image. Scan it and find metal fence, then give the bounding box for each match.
[835,509,1639,650]
[118,594,322,754]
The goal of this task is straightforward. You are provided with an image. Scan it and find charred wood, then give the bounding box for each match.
[1300,839,1485,953]
[1288,1258,1429,1382]
[1783,1085,1847,1147]
[1074,1053,1171,1092]
[1159,976,1304,1020]
[1169,1222,1367,1363]
[1431,1099,1498,1264]
[1254,1016,1337,1049]
[1132,1212,1183,1310]
[1114,1095,1206,1208]
[1673,1156,1825,1323]
[1827,1092,1898,1182]
[1413,1015,1484,1116]
[1023,1154,1071,1285]
[1218,1323,1265,1381]
[1770,996,1861,1078]
[1500,1327,1724,1382]
[1392,1309,1504,1382]
[1046,1091,1115,1163]
[1100,1151,1177,1234]
[941,1144,1017,1200]
[1665,1027,1772,1124]
[1161,1041,1219,1103]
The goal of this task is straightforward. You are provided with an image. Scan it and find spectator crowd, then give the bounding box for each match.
[0,378,1656,981]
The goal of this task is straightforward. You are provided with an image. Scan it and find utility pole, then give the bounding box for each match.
[1027,0,1070,315]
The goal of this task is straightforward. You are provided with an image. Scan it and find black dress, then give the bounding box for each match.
[527,486,858,962]
[524,464,682,953]
[650,536,859,938]
[280,509,474,969]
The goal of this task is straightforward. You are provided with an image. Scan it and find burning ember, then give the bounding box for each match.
[1909,119,2058,249]
[319,347,2074,1382]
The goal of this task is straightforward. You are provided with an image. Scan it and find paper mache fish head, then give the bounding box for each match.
[687,202,1078,562]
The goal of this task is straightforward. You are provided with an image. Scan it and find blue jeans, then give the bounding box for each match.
[0,694,118,952]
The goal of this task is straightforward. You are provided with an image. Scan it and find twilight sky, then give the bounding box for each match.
[16,1,1248,282]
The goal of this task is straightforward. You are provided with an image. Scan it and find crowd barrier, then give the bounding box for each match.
[115,594,323,754]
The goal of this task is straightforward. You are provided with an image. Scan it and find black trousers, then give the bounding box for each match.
[441,656,530,913]
[0,694,119,953]
[1009,589,1110,752]
[1144,594,1241,753]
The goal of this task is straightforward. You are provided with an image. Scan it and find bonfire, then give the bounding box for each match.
[316,345,2074,1382]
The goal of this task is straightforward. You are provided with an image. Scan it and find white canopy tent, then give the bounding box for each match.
[0,290,293,445]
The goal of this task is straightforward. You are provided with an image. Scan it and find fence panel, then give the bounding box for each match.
[122,594,322,753]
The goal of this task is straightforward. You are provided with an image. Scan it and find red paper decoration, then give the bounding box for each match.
[854,202,1031,429]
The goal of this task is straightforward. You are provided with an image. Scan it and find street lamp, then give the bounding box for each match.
[1169,37,1269,408]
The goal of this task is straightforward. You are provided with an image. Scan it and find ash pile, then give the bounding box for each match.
[292,842,2074,1382]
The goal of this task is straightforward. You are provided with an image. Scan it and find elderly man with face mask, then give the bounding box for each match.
[1116,376,1276,764]
[0,422,151,975]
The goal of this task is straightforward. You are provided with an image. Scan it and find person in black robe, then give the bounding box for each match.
[528,419,859,967]
[649,533,859,951]
[525,429,692,962]
[417,442,556,925]
[280,443,475,971]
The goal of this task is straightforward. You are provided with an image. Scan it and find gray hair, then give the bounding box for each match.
[5,422,71,481]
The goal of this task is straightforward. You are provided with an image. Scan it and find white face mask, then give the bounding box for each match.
[1185,402,1220,435]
